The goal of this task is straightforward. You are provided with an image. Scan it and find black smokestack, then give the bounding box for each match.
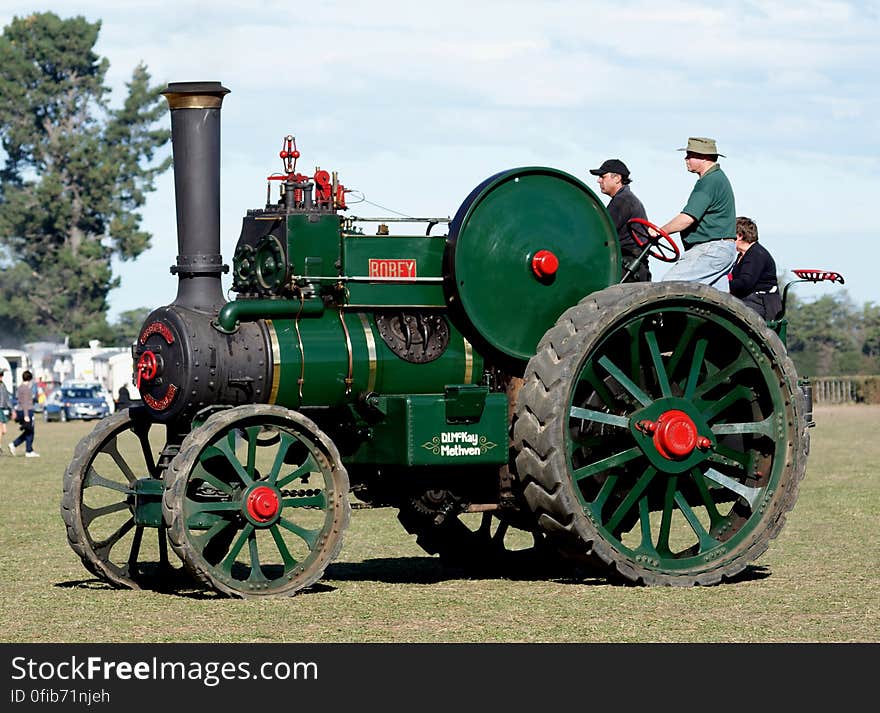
[161,81,231,312]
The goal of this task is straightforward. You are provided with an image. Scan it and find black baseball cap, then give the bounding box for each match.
[590,158,630,183]
[589,158,630,179]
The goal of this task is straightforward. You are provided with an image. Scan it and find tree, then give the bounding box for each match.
[860,303,880,372]
[0,12,170,347]
[785,293,861,376]
[109,307,152,347]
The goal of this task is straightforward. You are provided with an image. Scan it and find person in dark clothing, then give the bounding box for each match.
[10,369,38,457]
[729,216,782,320]
[116,383,132,411]
[589,158,651,282]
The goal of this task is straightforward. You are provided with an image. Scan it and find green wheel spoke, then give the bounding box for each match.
[92,517,136,559]
[270,525,299,572]
[277,452,321,489]
[707,445,752,470]
[587,473,619,519]
[573,447,642,481]
[711,415,776,438]
[684,338,708,399]
[673,492,720,553]
[84,467,134,495]
[133,424,159,478]
[666,315,700,379]
[578,366,617,409]
[277,516,321,549]
[247,531,269,583]
[625,322,641,383]
[605,466,657,534]
[282,492,327,510]
[570,406,629,428]
[191,466,235,496]
[82,500,131,526]
[688,467,724,528]
[702,467,763,509]
[191,518,238,554]
[598,355,653,406]
[692,349,753,399]
[701,385,753,422]
[126,526,144,576]
[207,439,253,486]
[244,426,261,480]
[268,432,298,485]
[656,477,677,556]
[636,497,661,558]
[220,524,254,574]
[645,329,672,397]
[103,435,139,485]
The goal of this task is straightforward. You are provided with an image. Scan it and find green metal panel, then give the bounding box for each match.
[342,234,446,306]
[286,213,342,284]
[347,391,509,466]
[267,312,483,408]
[446,167,620,365]
[134,478,164,527]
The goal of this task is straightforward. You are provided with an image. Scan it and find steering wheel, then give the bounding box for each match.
[627,218,680,263]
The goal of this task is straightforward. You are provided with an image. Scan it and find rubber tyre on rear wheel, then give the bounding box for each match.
[513,282,808,586]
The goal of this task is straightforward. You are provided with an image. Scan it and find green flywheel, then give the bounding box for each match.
[443,167,620,368]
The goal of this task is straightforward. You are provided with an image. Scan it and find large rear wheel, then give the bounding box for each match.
[514,282,808,586]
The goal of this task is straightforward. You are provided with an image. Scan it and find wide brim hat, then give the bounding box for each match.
[677,137,725,157]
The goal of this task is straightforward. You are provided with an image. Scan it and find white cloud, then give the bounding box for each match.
[1,1,878,313]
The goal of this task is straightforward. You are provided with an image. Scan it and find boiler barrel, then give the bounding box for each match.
[265,312,482,408]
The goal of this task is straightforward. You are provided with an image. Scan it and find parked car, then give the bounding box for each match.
[61,380,114,413]
[43,386,111,422]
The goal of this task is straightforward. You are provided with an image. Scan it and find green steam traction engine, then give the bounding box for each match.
[61,81,835,598]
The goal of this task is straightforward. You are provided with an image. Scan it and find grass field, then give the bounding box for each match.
[1,405,877,643]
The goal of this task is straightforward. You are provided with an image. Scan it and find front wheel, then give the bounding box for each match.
[514,282,808,586]
[61,408,182,589]
[162,405,351,598]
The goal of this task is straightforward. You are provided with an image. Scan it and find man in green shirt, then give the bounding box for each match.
[653,137,737,291]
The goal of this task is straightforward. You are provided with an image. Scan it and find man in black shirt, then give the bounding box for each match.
[729,216,782,320]
[589,159,650,282]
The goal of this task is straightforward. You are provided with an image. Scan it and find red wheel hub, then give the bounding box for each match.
[638,410,711,460]
[531,249,559,278]
[246,486,280,522]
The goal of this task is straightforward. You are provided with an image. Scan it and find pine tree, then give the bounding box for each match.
[0,12,170,346]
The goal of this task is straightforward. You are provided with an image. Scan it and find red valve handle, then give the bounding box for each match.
[278,135,300,174]
[136,351,158,390]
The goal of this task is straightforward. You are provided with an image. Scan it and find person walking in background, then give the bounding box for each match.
[653,137,737,290]
[10,369,39,458]
[729,216,782,320]
[589,158,651,282]
[116,383,132,411]
[0,368,11,454]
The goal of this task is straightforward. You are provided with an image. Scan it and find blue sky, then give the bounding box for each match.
[2,0,878,318]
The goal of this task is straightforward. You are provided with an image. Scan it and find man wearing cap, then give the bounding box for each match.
[653,137,737,290]
[589,158,651,282]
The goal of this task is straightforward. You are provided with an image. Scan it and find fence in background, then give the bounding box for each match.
[810,376,880,405]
